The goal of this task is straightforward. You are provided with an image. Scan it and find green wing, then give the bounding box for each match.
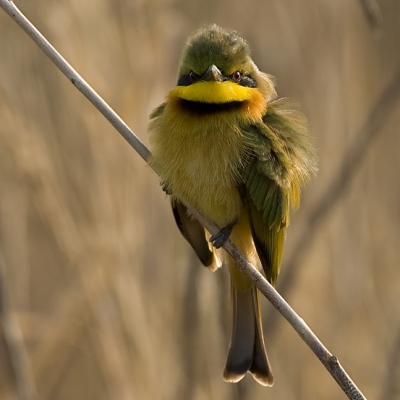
[243,157,287,285]
[242,98,317,284]
[171,199,215,268]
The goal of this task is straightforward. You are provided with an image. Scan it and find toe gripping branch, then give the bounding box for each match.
[161,181,172,195]
[209,221,236,249]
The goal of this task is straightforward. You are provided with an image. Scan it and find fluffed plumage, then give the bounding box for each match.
[149,24,317,386]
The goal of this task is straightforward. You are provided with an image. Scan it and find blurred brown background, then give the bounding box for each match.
[1,0,400,399]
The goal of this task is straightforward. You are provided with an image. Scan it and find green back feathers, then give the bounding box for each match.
[243,98,317,283]
[244,98,317,221]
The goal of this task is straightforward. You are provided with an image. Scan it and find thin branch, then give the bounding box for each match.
[0,0,150,163]
[0,1,367,399]
[188,209,366,400]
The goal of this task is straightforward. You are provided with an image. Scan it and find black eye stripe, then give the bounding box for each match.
[239,76,257,88]
[177,74,192,86]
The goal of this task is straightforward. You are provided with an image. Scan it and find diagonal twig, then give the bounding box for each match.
[0,1,367,398]
[0,1,150,163]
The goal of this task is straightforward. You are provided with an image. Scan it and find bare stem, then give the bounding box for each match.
[0,0,150,163]
[0,1,367,399]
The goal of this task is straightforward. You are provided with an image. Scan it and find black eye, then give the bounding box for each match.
[232,71,242,82]
[189,70,198,82]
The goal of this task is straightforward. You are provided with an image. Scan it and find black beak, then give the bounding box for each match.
[202,65,225,82]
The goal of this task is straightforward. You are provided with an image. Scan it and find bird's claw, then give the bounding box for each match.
[161,181,171,195]
[209,222,235,249]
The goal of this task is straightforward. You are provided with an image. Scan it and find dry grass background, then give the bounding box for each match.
[1,0,400,399]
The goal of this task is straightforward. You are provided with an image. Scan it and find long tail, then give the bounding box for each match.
[223,275,274,386]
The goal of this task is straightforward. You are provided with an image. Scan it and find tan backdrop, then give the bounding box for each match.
[1,1,400,399]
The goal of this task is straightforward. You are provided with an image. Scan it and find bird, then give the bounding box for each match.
[148,24,317,386]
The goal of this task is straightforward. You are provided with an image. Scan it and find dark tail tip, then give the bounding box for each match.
[223,353,253,383]
[223,287,274,386]
[250,363,274,386]
[223,367,246,384]
[223,354,274,386]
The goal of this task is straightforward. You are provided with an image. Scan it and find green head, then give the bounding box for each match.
[176,24,275,101]
[179,24,257,77]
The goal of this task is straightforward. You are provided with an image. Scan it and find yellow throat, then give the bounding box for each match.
[170,81,255,104]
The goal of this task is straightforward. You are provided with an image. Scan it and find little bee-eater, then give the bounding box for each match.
[149,24,317,386]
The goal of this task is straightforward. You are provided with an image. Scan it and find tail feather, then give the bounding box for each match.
[223,288,255,382]
[223,280,274,386]
[250,290,274,386]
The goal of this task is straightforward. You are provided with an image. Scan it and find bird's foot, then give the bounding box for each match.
[209,222,236,249]
[160,181,171,195]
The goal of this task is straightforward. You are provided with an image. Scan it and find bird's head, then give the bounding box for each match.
[172,24,276,105]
